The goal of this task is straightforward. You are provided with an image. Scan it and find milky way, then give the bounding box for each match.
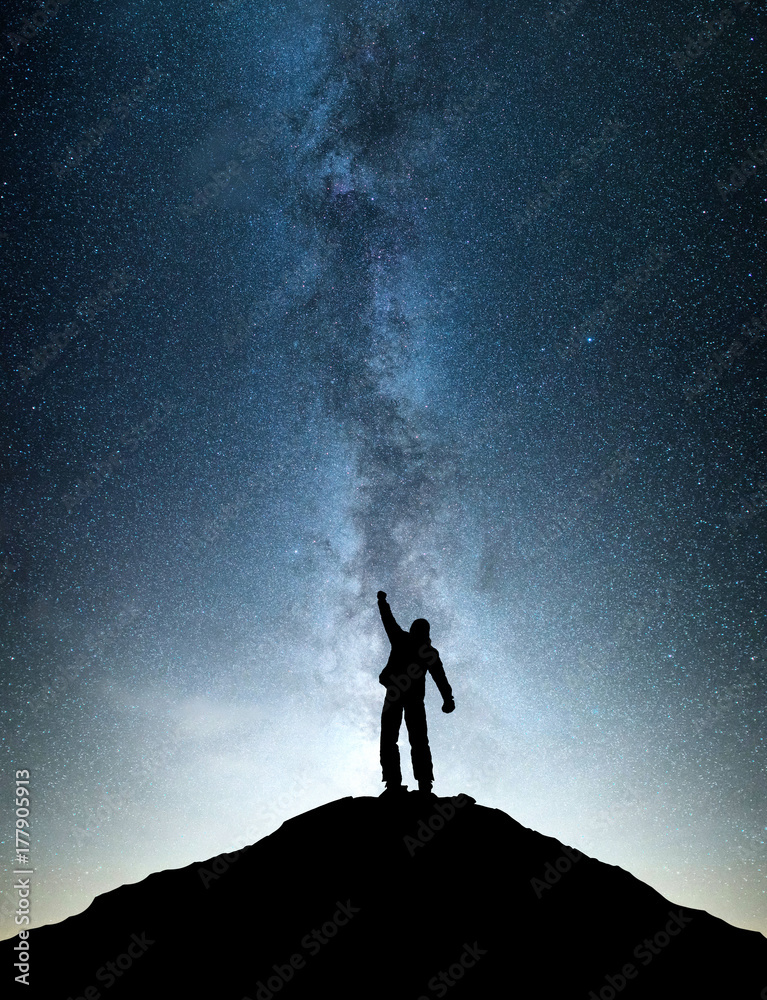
[2,0,765,940]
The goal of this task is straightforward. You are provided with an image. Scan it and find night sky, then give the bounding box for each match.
[2,0,766,942]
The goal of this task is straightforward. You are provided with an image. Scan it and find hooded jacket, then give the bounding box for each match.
[377,594,453,703]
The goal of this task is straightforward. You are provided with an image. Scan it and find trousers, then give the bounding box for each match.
[380,695,434,784]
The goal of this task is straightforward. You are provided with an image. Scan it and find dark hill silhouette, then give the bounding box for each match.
[4,793,766,999]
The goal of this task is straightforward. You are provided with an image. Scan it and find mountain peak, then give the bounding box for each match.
[5,792,766,998]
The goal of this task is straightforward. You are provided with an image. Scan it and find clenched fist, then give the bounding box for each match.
[442,698,455,714]
[377,591,387,600]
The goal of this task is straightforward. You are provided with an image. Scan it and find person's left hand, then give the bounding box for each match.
[442,698,455,714]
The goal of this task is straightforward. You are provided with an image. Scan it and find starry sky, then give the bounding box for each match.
[2,0,766,942]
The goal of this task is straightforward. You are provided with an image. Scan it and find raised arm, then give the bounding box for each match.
[377,590,405,645]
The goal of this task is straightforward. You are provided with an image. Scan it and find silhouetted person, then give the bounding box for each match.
[376,590,455,797]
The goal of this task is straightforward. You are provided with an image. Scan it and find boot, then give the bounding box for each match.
[380,781,408,798]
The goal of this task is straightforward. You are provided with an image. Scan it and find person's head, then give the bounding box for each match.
[410,618,430,641]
